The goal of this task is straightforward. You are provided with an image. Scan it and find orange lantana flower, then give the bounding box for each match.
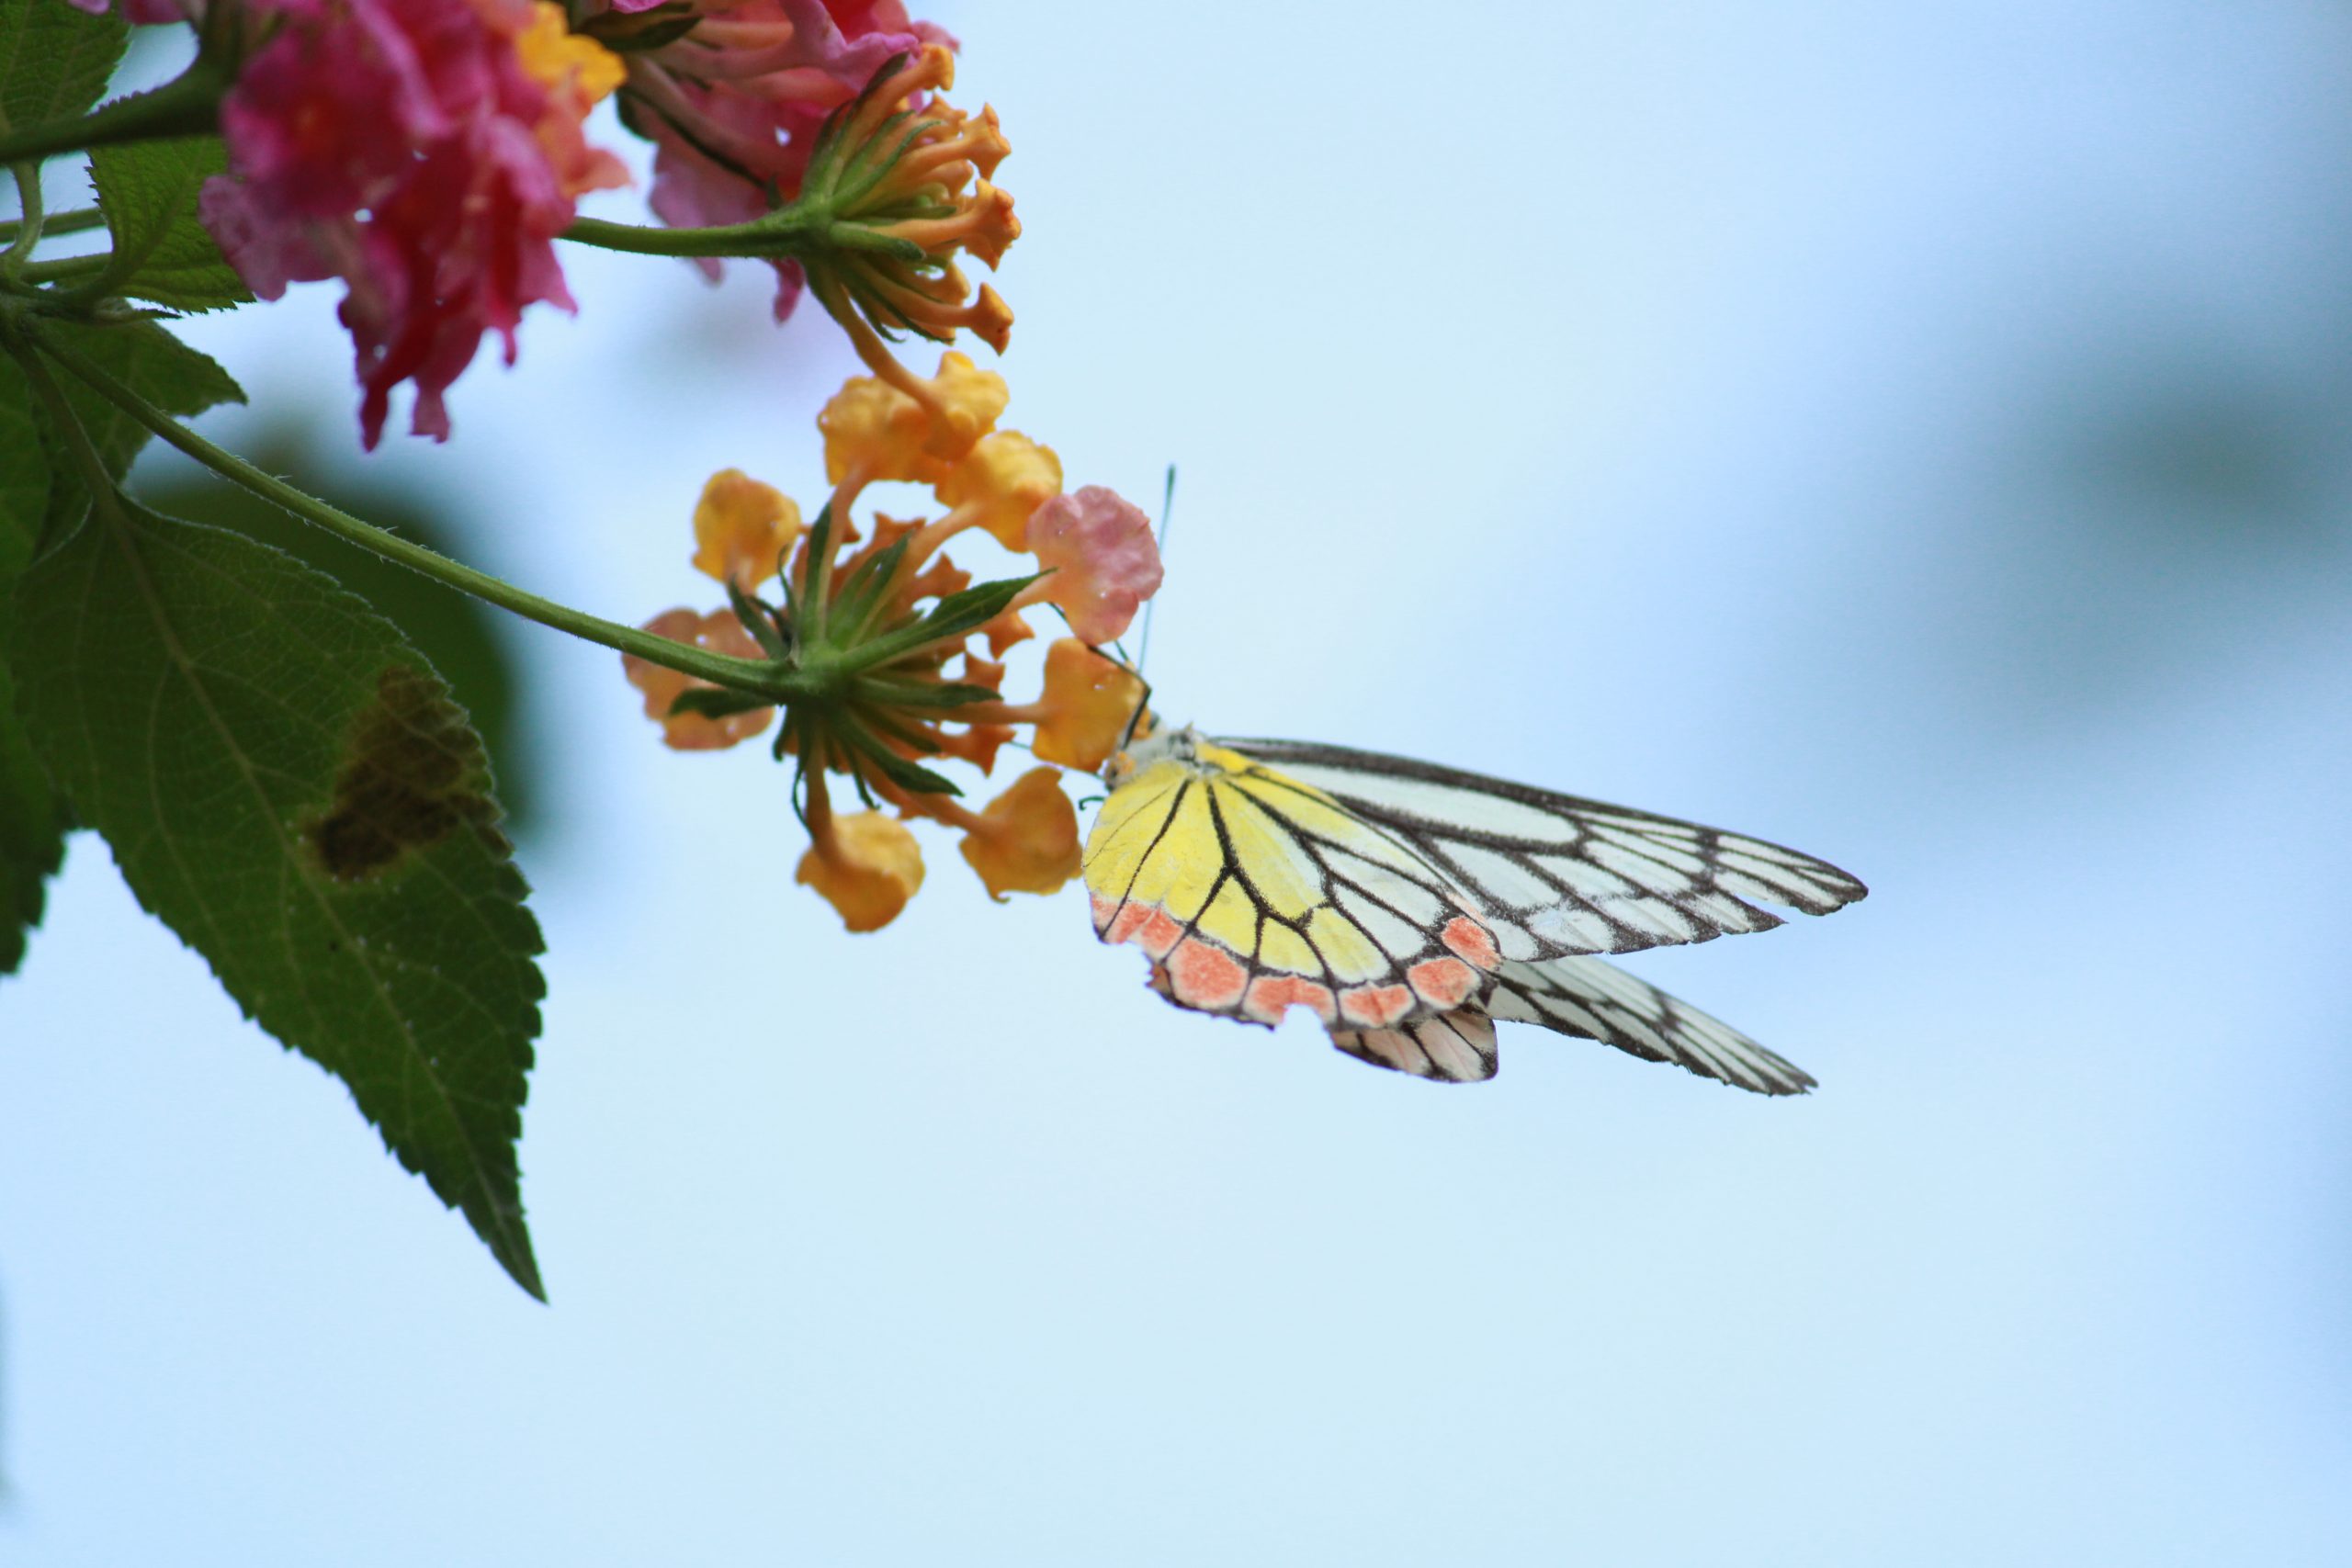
[1026,639,1148,772]
[934,430,1062,549]
[820,351,1008,487]
[958,768,1080,899]
[623,609,773,750]
[692,469,803,589]
[797,810,926,932]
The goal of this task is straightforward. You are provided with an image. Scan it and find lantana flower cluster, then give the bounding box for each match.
[198,0,631,446]
[165,0,1006,446]
[782,44,1017,429]
[586,0,950,318]
[623,353,1159,931]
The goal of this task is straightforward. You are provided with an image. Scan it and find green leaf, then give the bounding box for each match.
[850,677,1000,710]
[860,570,1036,671]
[30,317,243,538]
[9,500,548,1297]
[831,531,911,637]
[576,3,703,54]
[834,713,957,798]
[86,136,253,311]
[0,341,52,566]
[722,575,789,660]
[794,502,836,628]
[911,571,1037,642]
[138,438,550,836]
[666,686,773,721]
[0,652,67,976]
[0,0,126,139]
[0,343,65,975]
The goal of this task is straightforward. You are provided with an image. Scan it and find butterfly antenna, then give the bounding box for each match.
[1135,464,1176,678]
[1114,671,1155,759]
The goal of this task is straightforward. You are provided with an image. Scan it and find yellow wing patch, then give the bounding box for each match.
[1081,742,1504,1035]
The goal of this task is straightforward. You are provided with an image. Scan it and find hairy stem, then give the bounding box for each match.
[0,206,104,246]
[17,251,111,286]
[560,208,829,259]
[4,164,41,272]
[0,64,225,166]
[25,323,828,698]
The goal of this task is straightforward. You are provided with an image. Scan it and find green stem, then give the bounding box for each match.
[0,63,225,166]
[25,322,827,698]
[0,206,103,246]
[4,164,40,273]
[2,322,140,563]
[18,251,110,286]
[560,207,831,260]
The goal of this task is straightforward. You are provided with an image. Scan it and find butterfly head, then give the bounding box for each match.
[1102,721,1197,788]
[1100,665,1163,786]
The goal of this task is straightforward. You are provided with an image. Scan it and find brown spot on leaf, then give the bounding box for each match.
[306,664,503,881]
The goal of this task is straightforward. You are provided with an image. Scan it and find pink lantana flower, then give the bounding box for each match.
[591,0,952,319]
[199,0,628,446]
[1021,486,1164,645]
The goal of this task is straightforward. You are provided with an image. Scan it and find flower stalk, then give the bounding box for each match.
[21,319,801,695]
[0,59,227,167]
[570,43,1017,413]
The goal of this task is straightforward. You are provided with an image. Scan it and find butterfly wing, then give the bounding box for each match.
[1329,1010,1500,1083]
[1081,743,1508,1033]
[1326,955,1812,1091]
[1086,735,1855,1090]
[1214,739,1867,962]
[1483,955,1815,1094]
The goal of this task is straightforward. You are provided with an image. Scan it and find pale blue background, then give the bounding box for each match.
[6,2,2352,1562]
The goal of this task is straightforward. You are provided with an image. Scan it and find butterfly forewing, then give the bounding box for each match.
[1213,739,1867,962]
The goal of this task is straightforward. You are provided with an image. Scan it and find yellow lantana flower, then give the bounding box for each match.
[1029,639,1148,771]
[820,351,1009,485]
[934,430,1062,549]
[797,811,926,931]
[691,468,802,589]
[958,767,1080,899]
[516,3,626,101]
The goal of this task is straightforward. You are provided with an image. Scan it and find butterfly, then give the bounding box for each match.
[1080,727,1866,1090]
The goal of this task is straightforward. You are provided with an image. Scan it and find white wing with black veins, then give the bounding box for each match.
[1487,955,1816,1095]
[1215,739,1868,963]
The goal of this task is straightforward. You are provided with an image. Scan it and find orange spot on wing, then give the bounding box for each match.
[1106,901,1153,945]
[1243,975,1338,1025]
[1090,892,1119,932]
[1167,938,1249,1010]
[1407,956,1479,1009]
[1442,916,1501,971]
[1137,908,1185,958]
[1339,984,1415,1028]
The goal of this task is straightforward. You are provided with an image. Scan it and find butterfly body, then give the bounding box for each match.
[1081,727,1865,1091]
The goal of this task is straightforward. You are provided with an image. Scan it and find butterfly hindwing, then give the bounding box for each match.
[1329,1010,1499,1083]
[1212,739,1868,963]
[1082,743,1506,1033]
[1483,955,1815,1095]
